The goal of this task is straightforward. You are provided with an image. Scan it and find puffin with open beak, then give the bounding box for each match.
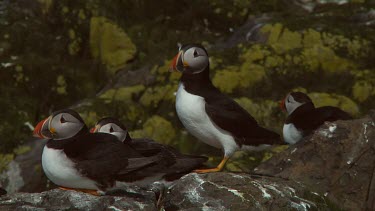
[281,91,353,144]
[170,44,283,173]
[91,117,208,181]
[33,109,174,196]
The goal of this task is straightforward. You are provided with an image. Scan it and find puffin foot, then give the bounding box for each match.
[59,186,100,196]
[194,156,229,173]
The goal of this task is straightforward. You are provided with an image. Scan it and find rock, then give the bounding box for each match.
[0,188,6,196]
[163,173,329,210]
[0,138,52,193]
[255,112,375,210]
[0,188,157,211]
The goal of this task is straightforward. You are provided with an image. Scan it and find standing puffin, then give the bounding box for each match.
[281,91,353,144]
[33,109,175,195]
[170,44,282,173]
[91,117,208,180]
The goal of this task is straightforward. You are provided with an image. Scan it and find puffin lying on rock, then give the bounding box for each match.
[32,109,195,195]
[281,91,353,144]
[91,117,208,181]
[170,44,283,173]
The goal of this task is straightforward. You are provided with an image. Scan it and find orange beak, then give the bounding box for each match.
[33,118,48,138]
[90,125,99,133]
[169,51,183,72]
[280,98,286,112]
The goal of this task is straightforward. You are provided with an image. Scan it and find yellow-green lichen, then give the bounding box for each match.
[0,154,14,173]
[99,85,145,103]
[139,84,177,107]
[213,63,265,94]
[352,81,374,102]
[258,23,366,76]
[235,97,281,131]
[90,16,136,75]
[130,115,176,145]
[80,111,99,128]
[13,146,31,155]
[56,75,67,95]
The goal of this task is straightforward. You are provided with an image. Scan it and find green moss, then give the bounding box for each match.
[0,154,14,173]
[90,16,136,75]
[129,115,176,145]
[99,85,145,103]
[13,146,31,155]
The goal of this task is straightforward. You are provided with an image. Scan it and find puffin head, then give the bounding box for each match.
[91,117,131,142]
[33,109,86,140]
[33,116,52,139]
[170,44,209,74]
[280,92,313,115]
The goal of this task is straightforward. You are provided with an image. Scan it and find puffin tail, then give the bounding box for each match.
[163,155,208,181]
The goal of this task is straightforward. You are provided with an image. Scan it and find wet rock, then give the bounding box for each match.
[163,173,329,210]
[256,111,375,210]
[0,188,156,211]
[0,138,51,193]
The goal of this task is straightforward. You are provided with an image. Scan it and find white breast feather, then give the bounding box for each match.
[283,123,303,145]
[42,146,98,190]
[175,83,239,156]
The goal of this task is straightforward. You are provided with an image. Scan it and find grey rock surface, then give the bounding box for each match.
[163,173,328,211]
[256,111,375,211]
[0,138,51,194]
[0,188,157,211]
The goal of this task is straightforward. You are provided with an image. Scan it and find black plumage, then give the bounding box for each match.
[285,101,352,136]
[46,129,172,189]
[93,117,208,180]
[181,60,282,147]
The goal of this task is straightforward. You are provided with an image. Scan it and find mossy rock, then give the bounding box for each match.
[90,16,136,75]
[0,154,14,173]
[130,115,176,145]
[99,85,145,103]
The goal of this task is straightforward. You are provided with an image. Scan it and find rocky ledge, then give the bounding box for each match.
[1,111,374,210]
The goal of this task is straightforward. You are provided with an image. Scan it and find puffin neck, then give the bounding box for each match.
[181,66,210,83]
[289,102,315,116]
[46,125,89,149]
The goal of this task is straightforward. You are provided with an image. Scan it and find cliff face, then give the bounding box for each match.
[1,112,374,210]
[1,0,375,168]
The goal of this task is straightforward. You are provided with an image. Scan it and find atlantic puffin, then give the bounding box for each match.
[33,109,175,195]
[170,44,282,173]
[281,91,353,144]
[91,117,208,180]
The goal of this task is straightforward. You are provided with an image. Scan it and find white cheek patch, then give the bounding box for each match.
[285,95,304,115]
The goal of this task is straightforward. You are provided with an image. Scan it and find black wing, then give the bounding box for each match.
[291,106,352,135]
[61,133,164,185]
[131,138,207,178]
[204,94,281,146]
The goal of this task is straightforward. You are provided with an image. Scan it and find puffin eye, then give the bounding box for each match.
[60,116,66,123]
[287,98,290,103]
[109,126,114,133]
[193,49,198,58]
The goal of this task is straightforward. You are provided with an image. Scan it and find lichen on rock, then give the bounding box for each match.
[90,16,136,75]
[130,115,176,145]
